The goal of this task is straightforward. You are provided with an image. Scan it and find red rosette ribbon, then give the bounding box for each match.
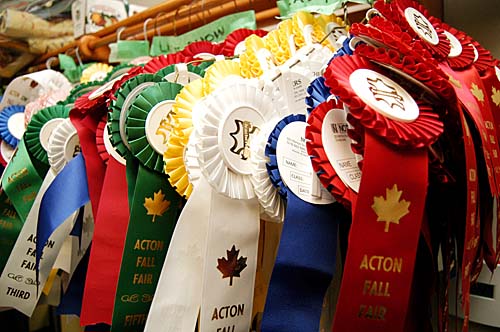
[326,55,442,332]
[222,28,268,56]
[306,99,358,209]
[428,20,476,70]
[181,40,224,58]
[353,43,457,104]
[373,0,451,61]
[143,52,193,73]
[324,55,443,150]
[95,115,110,165]
[106,66,144,107]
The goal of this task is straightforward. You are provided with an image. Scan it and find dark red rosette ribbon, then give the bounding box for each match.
[324,55,444,150]
[306,99,357,209]
[373,0,451,61]
[353,43,456,104]
[181,40,224,58]
[222,28,268,56]
[143,52,193,74]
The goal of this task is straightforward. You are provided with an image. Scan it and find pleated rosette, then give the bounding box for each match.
[106,66,144,106]
[108,74,163,157]
[372,0,451,60]
[126,81,183,173]
[428,20,476,70]
[47,118,80,174]
[0,105,25,147]
[143,52,193,74]
[154,63,206,85]
[25,105,70,165]
[306,98,361,209]
[104,63,134,81]
[203,60,246,95]
[240,34,277,79]
[223,28,268,56]
[305,76,331,114]
[63,81,104,106]
[195,82,277,199]
[181,40,225,59]
[324,55,444,151]
[163,79,205,198]
[80,63,113,83]
[249,119,285,222]
[265,113,335,203]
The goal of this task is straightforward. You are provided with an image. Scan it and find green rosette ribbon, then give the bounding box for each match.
[108,74,163,202]
[0,105,69,273]
[62,81,104,107]
[111,81,183,332]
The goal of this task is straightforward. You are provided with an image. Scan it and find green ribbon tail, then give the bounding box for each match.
[111,165,180,332]
[0,190,22,274]
[1,140,46,221]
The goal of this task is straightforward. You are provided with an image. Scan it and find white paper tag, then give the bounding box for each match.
[404,7,439,46]
[349,69,419,123]
[276,121,334,204]
[321,107,361,192]
[276,68,312,116]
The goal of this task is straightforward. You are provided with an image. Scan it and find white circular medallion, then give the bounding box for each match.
[322,108,361,192]
[7,112,25,140]
[276,121,334,204]
[234,41,247,55]
[64,132,81,161]
[349,68,419,122]
[218,106,264,175]
[496,66,500,82]
[40,118,65,152]
[404,7,439,46]
[103,124,126,165]
[470,44,479,62]
[145,100,175,155]
[443,30,462,58]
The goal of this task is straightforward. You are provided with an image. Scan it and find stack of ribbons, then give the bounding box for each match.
[0,2,499,332]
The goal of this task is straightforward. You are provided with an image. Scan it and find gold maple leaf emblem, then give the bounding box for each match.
[143,190,170,222]
[470,83,484,102]
[371,184,410,232]
[448,74,462,89]
[492,87,500,107]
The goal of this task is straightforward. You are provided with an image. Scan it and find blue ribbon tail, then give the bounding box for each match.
[35,154,90,285]
[261,192,348,332]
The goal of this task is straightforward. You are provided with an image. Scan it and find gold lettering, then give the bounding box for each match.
[358,304,387,321]
[359,255,403,273]
[362,280,391,297]
[132,273,153,285]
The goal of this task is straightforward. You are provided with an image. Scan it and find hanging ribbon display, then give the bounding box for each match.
[0,105,69,273]
[0,118,87,316]
[260,114,340,332]
[145,78,207,332]
[111,81,183,332]
[196,82,276,332]
[325,54,443,332]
